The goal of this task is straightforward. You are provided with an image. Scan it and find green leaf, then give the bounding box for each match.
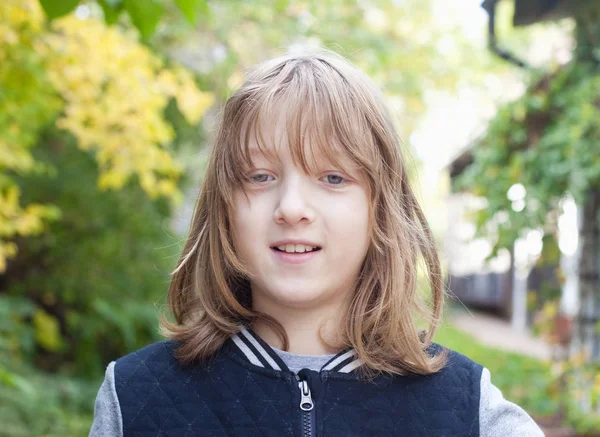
[0,366,35,395]
[99,0,123,25]
[39,0,80,20]
[274,0,289,13]
[175,0,208,25]
[124,0,164,39]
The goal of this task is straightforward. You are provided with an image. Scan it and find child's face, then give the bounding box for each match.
[231,117,371,314]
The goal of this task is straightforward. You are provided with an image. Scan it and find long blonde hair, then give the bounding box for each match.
[160,50,447,376]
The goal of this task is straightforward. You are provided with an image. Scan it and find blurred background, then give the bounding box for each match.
[0,0,599,435]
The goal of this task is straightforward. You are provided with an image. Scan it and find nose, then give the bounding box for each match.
[273,175,315,226]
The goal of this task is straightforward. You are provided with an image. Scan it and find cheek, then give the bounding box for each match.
[231,193,271,264]
[330,194,371,249]
[231,195,255,256]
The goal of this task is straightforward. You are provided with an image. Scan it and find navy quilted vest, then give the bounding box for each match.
[114,328,482,437]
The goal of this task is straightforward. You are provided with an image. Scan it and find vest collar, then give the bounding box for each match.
[230,327,363,374]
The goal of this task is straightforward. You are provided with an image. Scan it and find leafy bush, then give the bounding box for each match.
[0,351,97,437]
[0,0,213,271]
[455,62,600,257]
[1,131,182,378]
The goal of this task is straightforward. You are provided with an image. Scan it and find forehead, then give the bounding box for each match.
[241,102,360,172]
[245,137,360,175]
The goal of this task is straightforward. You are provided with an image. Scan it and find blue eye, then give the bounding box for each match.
[323,174,345,185]
[250,174,273,183]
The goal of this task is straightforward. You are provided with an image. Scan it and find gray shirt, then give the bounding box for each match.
[89,350,545,437]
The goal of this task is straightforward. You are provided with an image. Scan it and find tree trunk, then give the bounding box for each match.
[576,189,600,361]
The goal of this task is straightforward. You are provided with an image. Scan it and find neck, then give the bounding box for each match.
[251,297,347,355]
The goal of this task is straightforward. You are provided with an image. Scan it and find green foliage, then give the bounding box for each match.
[0,9,61,162]
[33,307,64,352]
[567,399,600,434]
[39,0,80,20]
[2,1,204,434]
[37,0,209,38]
[0,1,64,266]
[153,0,500,137]
[174,0,208,25]
[1,0,213,270]
[124,0,164,39]
[564,361,600,433]
[1,131,181,377]
[0,352,97,437]
[1,291,97,437]
[98,0,123,25]
[454,12,600,432]
[456,62,600,256]
[0,295,36,359]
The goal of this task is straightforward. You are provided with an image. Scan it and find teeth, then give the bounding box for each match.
[277,244,318,253]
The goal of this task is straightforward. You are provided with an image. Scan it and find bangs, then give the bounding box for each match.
[223,58,379,193]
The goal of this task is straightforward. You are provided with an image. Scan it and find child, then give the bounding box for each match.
[89,50,545,437]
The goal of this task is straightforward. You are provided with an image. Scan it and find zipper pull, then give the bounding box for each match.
[297,379,314,412]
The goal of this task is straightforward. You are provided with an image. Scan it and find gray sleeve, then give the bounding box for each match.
[480,367,545,437]
[89,361,123,437]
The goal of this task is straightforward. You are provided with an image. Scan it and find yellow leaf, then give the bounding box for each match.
[33,308,63,352]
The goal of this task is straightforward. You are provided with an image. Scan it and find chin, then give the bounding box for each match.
[260,285,329,309]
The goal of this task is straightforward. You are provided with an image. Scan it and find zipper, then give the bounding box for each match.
[296,374,315,437]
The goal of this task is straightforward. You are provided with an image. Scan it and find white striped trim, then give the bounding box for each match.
[322,349,357,371]
[339,358,364,373]
[232,334,264,368]
[240,328,282,371]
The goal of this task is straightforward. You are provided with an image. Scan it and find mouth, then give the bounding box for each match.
[270,244,322,254]
[269,243,322,264]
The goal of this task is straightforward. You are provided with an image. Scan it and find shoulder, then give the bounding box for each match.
[379,343,484,403]
[479,367,545,436]
[112,339,230,388]
[111,340,195,422]
[361,344,485,435]
[429,342,484,383]
[114,339,178,377]
[404,344,485,413]
[427,345,544,436]
[89,361,123,437]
